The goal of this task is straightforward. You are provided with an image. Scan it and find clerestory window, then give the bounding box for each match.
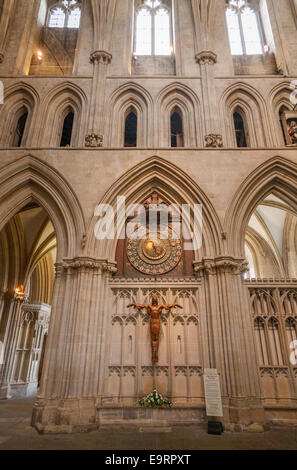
[134,0,172,56]
[48,0,82,29]
[226,0,263,55]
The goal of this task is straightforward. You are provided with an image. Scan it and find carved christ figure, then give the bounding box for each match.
[128,296,183,364]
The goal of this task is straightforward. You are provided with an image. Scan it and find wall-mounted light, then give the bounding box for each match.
[263,44,270,53]
[36,50,43,62]
[14,286,28,302]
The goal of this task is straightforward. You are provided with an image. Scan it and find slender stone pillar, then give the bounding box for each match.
[0,0,15,64]
[32,257,117,433]
[85,51,112,148]
[195,51,223,148]
[194,257,265,428]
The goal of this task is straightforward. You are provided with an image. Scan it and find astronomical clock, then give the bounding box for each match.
[115,192,194,277]
[127,226,182,275]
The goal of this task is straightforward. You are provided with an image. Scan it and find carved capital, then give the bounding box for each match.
[85,133,103,148]
[195,50,217,65]
[90,50,112,65]
[61,257,117,274]
[194,257,249,277]
[205,134,223,148]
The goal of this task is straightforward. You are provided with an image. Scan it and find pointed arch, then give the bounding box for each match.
[220,82,271,147]
[86,156,223,261]
[0,155,86,260]
[269,82,297,147]
[38,82,87,147]
[108,82,153,147]
[157,82,203,147]
[0,82,40,147]
[225,156,297,257]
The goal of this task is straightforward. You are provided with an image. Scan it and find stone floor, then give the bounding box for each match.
[0,397,296,450]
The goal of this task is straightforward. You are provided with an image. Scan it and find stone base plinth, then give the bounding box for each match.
[31,397,297,434]
[9,382,38,399]
[97,406,206,430]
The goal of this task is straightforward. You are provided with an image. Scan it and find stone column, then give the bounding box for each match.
[85,50,112,148]
[195,51,223,148]
[0,289,28,399]
[0,0,15,64]
[32,257,116,433]
[194,256,265,429]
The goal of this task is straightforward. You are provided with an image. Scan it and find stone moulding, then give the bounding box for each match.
[90,50,112,65]
[57,257,117,274]
[193,257,249,276]
[195,51,217,66]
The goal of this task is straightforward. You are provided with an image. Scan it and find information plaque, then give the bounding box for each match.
[203,368,223,417]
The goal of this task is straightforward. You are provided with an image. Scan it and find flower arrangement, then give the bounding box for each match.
[139,389,172,408]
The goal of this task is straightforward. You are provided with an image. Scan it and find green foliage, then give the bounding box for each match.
[139,389,172,408]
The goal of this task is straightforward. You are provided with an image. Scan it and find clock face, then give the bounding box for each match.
[127,227,182,275]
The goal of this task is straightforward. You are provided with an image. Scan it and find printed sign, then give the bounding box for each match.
[203,368,223,417]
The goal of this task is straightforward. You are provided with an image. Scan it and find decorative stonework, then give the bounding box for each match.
[141,366,154,376]
[260,366,289,378]
[123,366,136,377]
[22,303,51,331]
[194,257,249,276]
[90,50,112,65]
[155,366,169,377]
[174,366,187,376]
[85,133,103,147]
[189,366,203,377]
[205,133,223,148]
[195,50,217,65]
[61,257,117,274]
[109,366,121,377]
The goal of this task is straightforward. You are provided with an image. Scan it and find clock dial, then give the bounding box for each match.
[127,227,182,275]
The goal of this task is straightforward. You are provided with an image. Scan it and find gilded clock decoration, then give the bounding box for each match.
[127,227,182,275]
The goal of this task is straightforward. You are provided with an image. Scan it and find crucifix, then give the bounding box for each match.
[128,296,182,364]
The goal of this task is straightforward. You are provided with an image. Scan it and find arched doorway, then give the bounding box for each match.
[0,203,56,399]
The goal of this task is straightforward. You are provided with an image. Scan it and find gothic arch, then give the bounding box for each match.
[85,156,223,261]
[37,82,87,147]
[156,82,203,147]
[0,155,86,260]
[225,156,297,258]
[220,82,272,148]
[108,82,153,147]
[269,83,296,147]
[0,82,40,147]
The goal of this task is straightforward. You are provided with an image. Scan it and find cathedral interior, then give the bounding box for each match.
[0,0,297,449]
